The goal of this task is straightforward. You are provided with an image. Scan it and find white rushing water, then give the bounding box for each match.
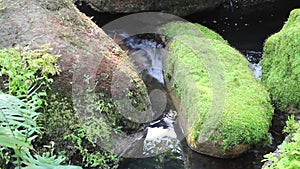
[143,110,181,156]
[244,50,263,80]
[115,33,183,160]
[250,61,262,80]
[117,32,165,84]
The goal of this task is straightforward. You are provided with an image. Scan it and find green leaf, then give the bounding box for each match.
[0,135,31,149]
[22,153,82,169]
[0,93,40,165]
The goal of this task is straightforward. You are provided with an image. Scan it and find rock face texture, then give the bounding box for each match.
[78,0,280,16]
[0,0,150,109]
[223,0,295,15]
[262,9,300,112]
[79,0,226,16]
[0,0,152,160]
[160,22,274,158]
[225,0,277,9]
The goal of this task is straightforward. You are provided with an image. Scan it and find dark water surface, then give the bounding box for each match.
[185,0,300,51]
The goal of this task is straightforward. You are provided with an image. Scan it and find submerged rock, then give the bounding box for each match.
[160,22,273,158]
[262,9,300,112]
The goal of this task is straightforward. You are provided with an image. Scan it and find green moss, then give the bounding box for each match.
[40,0,74,11]
[0,45,120,168]
[262,9,300,112]
[160,22,227,43]
[194,24,227,43]
[37,93,120,168]
[0,45,78,168]
[39,90,144,168]
[162,22,273,151]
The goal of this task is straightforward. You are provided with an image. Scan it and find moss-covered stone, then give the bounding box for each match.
[0,0,151,167]
[161,22,274,158]
[262,9,300,112]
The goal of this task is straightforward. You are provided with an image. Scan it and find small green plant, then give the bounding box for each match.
[0,94,81,169]
[0,93,40,166]
[0,45,80,168]
[64,127,119,169]
[263,115,300,169]
[0,44,60,98]
[37,91,121,168]
[68,94,120,168]
[23,152,81,169]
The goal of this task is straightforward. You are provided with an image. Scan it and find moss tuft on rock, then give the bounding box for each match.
[161,22,274,158]
[36,93,120,168]
[161,22,226,43]
[40,0,74,11]
[262,9,300,112]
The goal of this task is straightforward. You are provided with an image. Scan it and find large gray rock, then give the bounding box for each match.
[0,0,152,162]
[0,0,150,109]
[78,0,279,16]
[79,0,226,16]
[223,0,279,14]
[227,0,277,8]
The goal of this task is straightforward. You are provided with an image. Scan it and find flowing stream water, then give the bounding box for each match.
[116,33,269,169]
[76,1,300,168]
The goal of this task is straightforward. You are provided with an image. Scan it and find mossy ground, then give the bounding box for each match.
[161,22,274,151]
[262,9,300,112]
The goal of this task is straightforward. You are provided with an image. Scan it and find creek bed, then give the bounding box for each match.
[75,1,300,168]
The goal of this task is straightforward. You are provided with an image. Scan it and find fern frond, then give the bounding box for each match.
[0,94,40,150]
[22,152,82,169]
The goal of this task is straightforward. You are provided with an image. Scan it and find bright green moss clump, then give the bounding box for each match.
[161,22,274,156]
[262,9,300,112]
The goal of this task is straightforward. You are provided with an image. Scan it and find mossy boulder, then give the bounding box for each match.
[0,0,151,167]
[160,22,274,158]
[262,9,300,112]
[0,0,151,126]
